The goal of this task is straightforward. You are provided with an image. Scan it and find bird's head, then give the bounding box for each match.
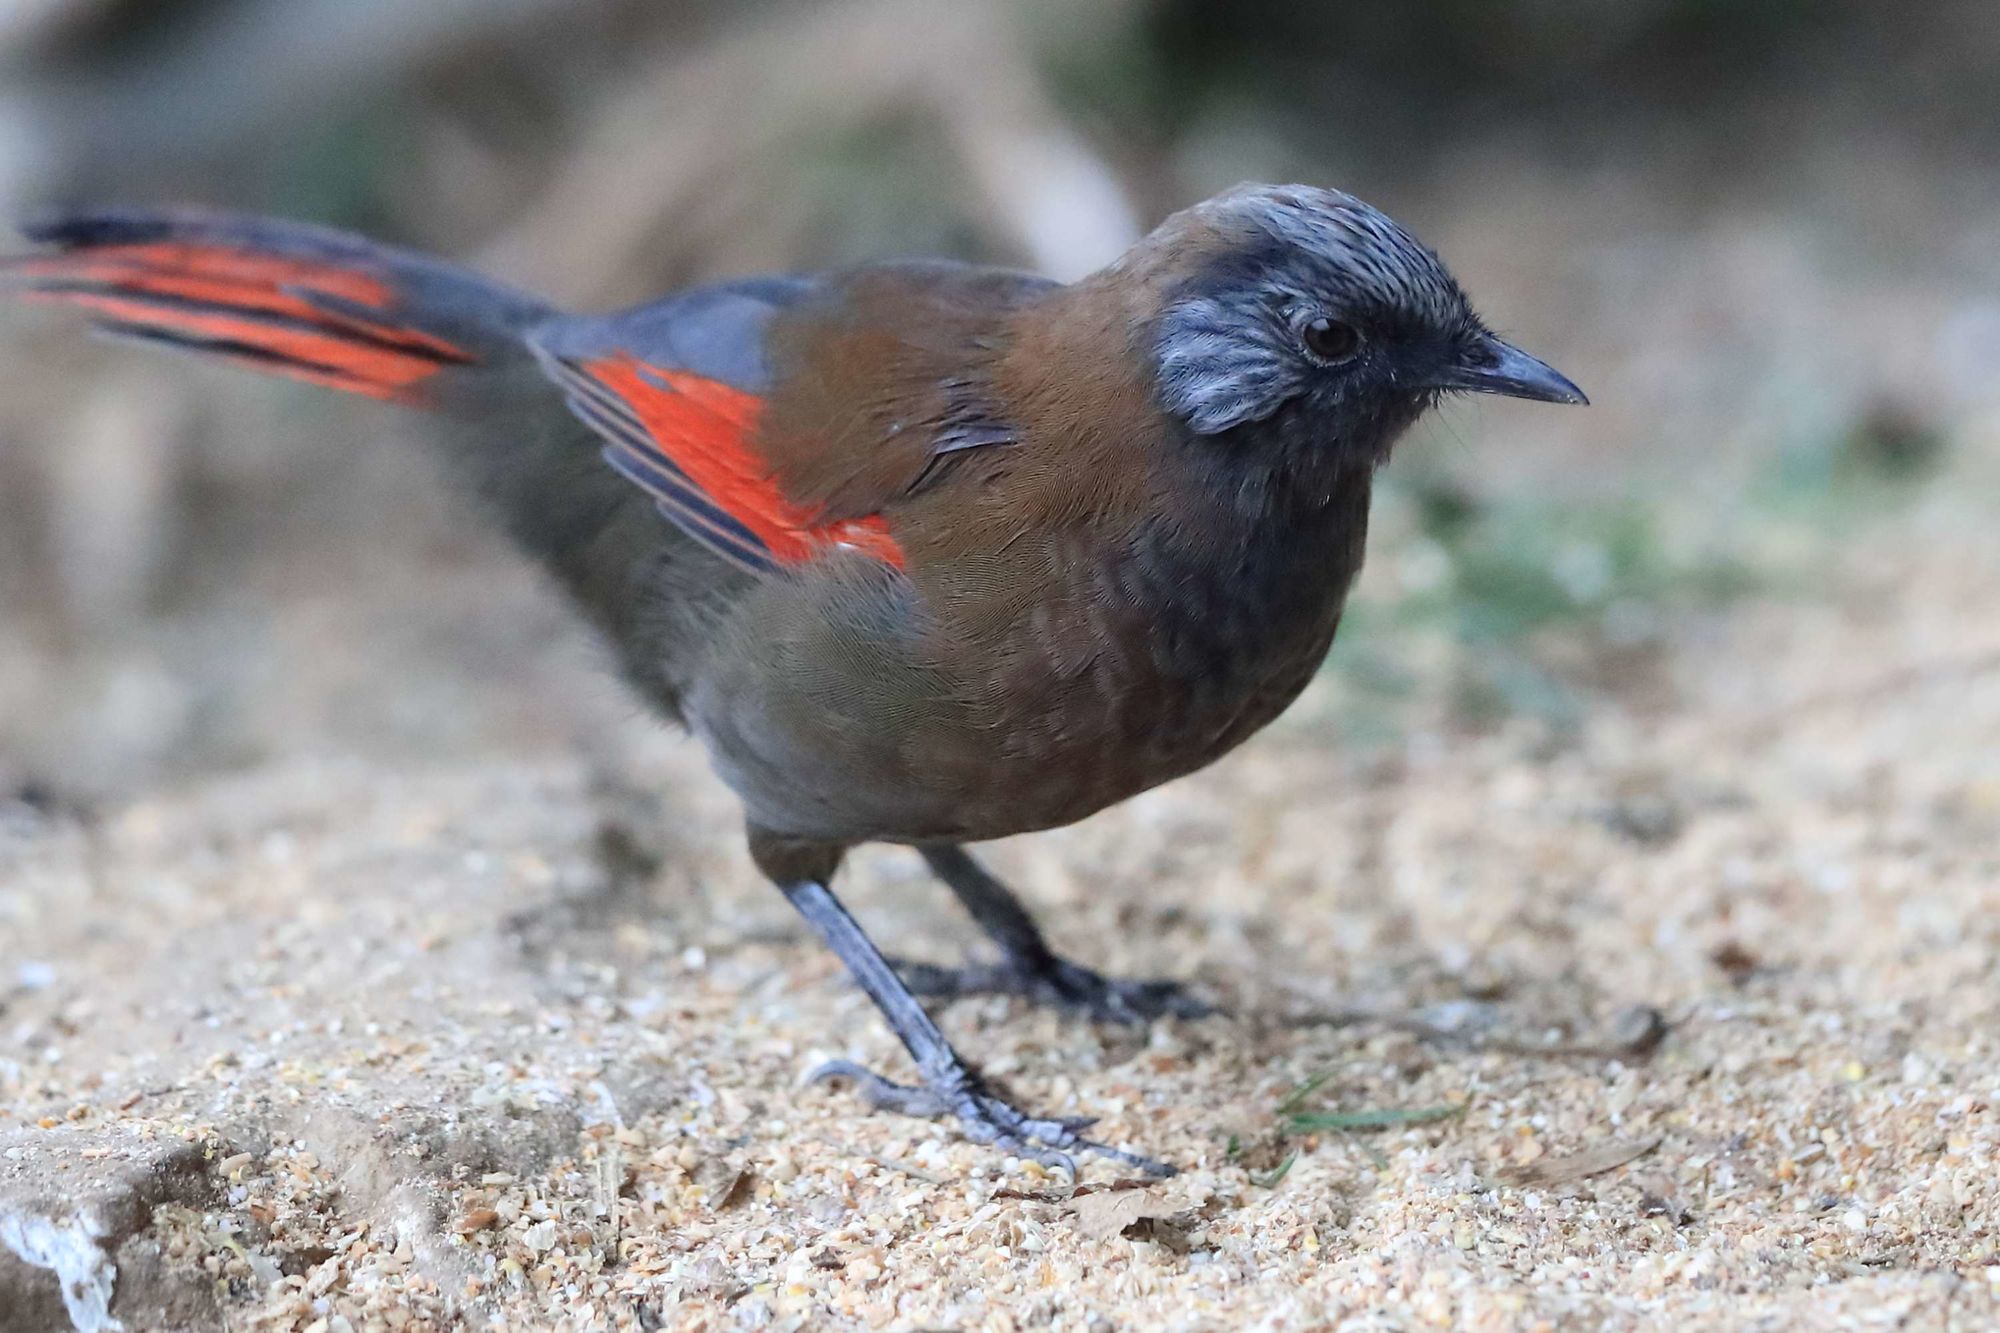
[1137,183,1584,466]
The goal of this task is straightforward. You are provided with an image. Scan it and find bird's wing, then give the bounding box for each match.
[530,276,891,575]
[531,264,1053,577]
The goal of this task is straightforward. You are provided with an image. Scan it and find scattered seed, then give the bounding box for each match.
[455,1208,500,1235]
[1498,1137,1661,1188]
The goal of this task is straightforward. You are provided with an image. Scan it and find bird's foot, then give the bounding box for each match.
[893,954,1215,1024]
[809,1057,1172,1177]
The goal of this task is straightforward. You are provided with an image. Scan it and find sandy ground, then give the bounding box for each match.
[1,443,1997,1333]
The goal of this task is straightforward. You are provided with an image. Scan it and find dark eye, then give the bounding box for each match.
[1302,317,1361,363]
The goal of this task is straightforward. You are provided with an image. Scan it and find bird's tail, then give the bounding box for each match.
[2,208,713,715]
[1,208,552,404]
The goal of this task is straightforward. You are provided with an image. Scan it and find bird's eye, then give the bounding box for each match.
[1301,316,1361,363]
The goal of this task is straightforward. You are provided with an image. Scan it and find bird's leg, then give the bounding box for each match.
[773,875,1170,1177]
[894,844,1215,1023]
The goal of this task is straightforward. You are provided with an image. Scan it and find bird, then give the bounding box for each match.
[2,183,1585,1175]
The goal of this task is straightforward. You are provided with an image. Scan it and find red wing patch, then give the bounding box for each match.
[542,350,904,575]
[4,242,471,402]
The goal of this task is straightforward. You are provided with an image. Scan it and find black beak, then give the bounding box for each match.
[1439,335,1589,405]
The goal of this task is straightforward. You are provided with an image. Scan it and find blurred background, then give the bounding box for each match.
[0,0,1995,800]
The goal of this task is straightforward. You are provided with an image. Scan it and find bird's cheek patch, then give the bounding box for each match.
[1153,296,1301,435]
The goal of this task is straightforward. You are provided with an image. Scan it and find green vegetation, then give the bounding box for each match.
[1231,1070,1469,1186]
[1323,405,1948,734]
[1286,1104,1465,1133]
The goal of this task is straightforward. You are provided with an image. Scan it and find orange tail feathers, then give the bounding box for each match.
[3,214,487,404]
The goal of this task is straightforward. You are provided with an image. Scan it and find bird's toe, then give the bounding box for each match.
[807,1057,1173,1177]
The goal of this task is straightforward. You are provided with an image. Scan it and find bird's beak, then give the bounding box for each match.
[1438,335,1589,405]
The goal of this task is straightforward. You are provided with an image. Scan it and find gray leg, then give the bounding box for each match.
[894,844,1215,1023]
[779,877,1170,1177]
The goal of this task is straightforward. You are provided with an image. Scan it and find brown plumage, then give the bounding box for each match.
[4,184,1585,1174]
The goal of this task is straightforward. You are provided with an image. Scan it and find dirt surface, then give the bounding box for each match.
[2,438,1997,1330]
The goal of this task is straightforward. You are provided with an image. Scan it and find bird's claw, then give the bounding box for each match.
[808,1058,1172,1177]
[892,956,1215,1024]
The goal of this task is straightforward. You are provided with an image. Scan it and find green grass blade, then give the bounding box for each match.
[1286,1103,1464,1132]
